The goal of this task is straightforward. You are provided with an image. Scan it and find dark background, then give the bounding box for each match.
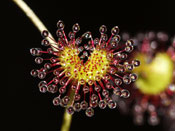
[7,0,174,131]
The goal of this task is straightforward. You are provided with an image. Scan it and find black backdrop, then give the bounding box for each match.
[7,0,174,131]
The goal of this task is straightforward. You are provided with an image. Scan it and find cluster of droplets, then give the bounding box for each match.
[30,20,140,117]
[114,31,175,125]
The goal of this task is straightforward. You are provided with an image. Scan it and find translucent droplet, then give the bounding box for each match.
[38,80,47,87]
[114,78,122,85]
[108,100,117,109]
[74,93,81,101]
[30,48,42,56]
[72,23,80,33]
[111,26,119,35]
[82,31,92,39]
[110,41,118,48]
[44,63,52,70]
[132,59,140,67]
[94,85,101,92]
[120,53,127,60]
[61,96,70,106]
[68,31,75,39]
[126,64,134,71]
[88,80,93,86]
[41,30,49,38]
[53,97,61,106]
[30,69,38,77]
[91,94,98,101]
[120,89,130,98]
[80,101,88,110]
[99,25,107,34]
[130,73,138,82]
[67,106,74,115]
[41,39,50,46]
[35,57,43,64]
[104,97,111,103]
[50,57,57,63]
[59,87,66,94]
[39,85,47,93]
[113,87,121,96]
[106,82,112,89]
[102,89,109,98]
[123,76,131,84]
[125,39,134,46]
[83,86,89,93]
[85,107,94,117]
[90,100,98,108]
[99,100,107,109]
[38,72,46,79]
[125,45,134,53]
[56,29,63,37]
[53,69,60,75]
[112,35,120,43]
[73,102,81,112]
[47,48,54,54]
[79,79,85,85]
[57,20,64,30]
[47,84,58,93]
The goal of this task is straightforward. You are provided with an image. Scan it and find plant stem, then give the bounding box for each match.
[12,0,54,45]
[60,110,72,131]
[12,0,73,131]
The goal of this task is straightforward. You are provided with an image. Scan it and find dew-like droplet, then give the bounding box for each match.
[111,26,119,35]
[72,23,80,33]
[67,106,74,115]
[108,100,117,109]
[41,30,49,38]
[113,87,121,96]
[123,75,131,84]
[38,72,46,79]
[82,31,92,39]
[53,96,61,106]
[30,69,38,77]
[39,85,47,93]
[114,78,122,85]
[57,20,64,30]
[99,25,107,34]
[85,107,94,117]
[73,102,81,112]
[132,59,140,67]
[80,101,88,110]
[99,100,107,109]
[74,93,81,101]
[125,45,134,53]
[120,89,130,98]
[35,57,43,64]
[130,73,138,82]
[94,85,101,92]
